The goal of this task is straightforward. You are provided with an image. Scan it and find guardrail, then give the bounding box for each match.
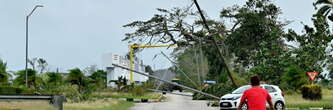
[0,95,66,110]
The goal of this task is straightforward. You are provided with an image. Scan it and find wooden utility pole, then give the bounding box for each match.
[129,45,177,83]
[113,64,220,99]
[192,0,238,87]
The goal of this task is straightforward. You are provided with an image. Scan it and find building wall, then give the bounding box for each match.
[103,53,149,87]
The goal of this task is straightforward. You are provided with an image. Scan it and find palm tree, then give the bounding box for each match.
[46,72,63,87]
[13,69,41,89]
[67,68,87,93]
[0,59,10,86]
[314,0,333,21]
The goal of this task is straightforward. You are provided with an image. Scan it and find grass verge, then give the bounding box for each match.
[0,99,133,110]
[285,89,333,108]
[0,101,55,110]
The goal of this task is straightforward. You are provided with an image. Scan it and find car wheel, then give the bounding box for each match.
[241,103,248,110]
[275,101,284,110]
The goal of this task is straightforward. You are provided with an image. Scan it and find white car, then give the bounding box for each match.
[219,84,285,110]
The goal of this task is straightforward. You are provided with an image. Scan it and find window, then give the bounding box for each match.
[264,86,276,93]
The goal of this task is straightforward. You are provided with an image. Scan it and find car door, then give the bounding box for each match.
[264,85,278,104]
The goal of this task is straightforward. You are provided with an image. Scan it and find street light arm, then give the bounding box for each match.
[27,5,43,18]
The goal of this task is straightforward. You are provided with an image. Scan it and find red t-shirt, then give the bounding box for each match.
[240,87,272,110]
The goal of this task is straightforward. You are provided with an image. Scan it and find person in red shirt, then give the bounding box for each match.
[237,76,274,110]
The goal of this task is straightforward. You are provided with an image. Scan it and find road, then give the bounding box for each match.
[128,92,219,110]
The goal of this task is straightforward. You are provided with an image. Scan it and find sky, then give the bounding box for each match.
[0,0,315,72]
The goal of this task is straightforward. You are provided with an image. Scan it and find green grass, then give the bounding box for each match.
[285,89,333,108]
[0,99,133,110]
[64,99,133,110]
[0,101,56,110]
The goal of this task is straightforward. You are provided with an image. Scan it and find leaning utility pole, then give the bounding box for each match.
[112,64,220,99]
[192,0,237,87]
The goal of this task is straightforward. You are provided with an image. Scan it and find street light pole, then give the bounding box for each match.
[25,5,43,87]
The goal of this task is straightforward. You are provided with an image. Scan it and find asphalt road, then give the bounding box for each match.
[128,92,219,110]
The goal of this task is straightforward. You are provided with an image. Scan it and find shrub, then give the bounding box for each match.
[120,85,134,92]
[301,85,322,100]
[62,85,81,102]
[0,87,33,94]
[281,65,308,91]
[132,86,145,96]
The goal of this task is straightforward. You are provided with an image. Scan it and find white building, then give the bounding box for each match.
[102,53,149,87]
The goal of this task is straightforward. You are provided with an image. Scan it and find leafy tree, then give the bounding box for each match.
[123,7,200,46]
[286,14,333,78]
[175,46,209,86]
[0,59,10,86]
[123,6,239,86]
[219,0,288,84]
[89,70,107,88]
[281,65,308,91]
[314,0,333,22]
[201,44,229,83]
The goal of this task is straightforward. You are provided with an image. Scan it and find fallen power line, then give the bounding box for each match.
[160,51,199,87]
[112,64,220,99]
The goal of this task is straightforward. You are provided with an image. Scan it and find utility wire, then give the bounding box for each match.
[192,0,238,87]
[160,51,199,87]
[113,64,220,99]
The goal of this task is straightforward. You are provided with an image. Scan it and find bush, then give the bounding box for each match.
[281,65,308,91]
[301,85,322,100]
[193,84,235,100]
[62,85,81,102]
[0,87,33,94]
[132,86,145,96]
